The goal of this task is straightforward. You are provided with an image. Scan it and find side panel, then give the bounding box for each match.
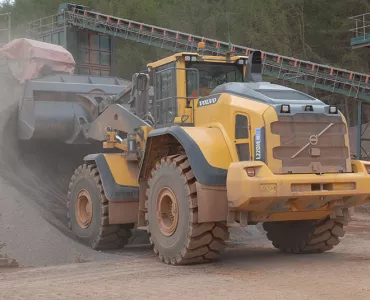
[194,93,270,162]
[84,153,139,202]
[181,127,232,170]
[263,106,281,170]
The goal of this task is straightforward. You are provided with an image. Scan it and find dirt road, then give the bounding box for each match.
[1,214,370,300]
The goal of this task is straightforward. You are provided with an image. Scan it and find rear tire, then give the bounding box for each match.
[263,213,348,253]
[146,155,229,265]
[67,163,133,250]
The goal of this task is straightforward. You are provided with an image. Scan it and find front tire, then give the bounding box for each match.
[263,213,348,254]
[67,163,133,250]
[146,155,229,265]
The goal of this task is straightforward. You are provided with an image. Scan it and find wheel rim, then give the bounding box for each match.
[156,187,179,236]
[76,190,93,229]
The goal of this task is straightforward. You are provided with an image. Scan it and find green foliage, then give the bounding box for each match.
[0,0,368,86]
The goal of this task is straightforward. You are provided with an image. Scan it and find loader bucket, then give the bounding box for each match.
[0,38,134,232]
[17,74,131,144]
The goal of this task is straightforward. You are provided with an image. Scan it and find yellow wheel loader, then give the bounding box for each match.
[67,46,370,265]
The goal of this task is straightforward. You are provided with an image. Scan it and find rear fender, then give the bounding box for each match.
[139,126,231,185]
[138,126,232,224]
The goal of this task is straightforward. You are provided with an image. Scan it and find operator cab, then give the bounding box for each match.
[186,59,244,98]
[144,45,250,127]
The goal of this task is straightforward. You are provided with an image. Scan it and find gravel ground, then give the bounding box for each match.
[1,213,370,300]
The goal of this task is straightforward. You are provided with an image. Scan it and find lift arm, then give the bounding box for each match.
[83,103,150,141]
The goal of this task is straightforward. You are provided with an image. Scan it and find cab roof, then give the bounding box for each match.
[147,52,249,69]
[212,82,325,106]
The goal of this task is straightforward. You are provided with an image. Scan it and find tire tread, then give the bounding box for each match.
[146,155,229,265]
[263,213,348,254]
[67,163,132,250]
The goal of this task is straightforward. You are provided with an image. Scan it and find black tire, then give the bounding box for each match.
[146,155,229,265]
[263,214,348,253]
[67,163,133,250]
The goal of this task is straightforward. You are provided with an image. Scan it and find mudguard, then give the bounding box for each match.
[84,153,139,202]
[141,126,232,186]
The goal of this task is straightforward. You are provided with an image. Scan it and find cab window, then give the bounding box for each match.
[153,62,177,126]
[186,62,243,98]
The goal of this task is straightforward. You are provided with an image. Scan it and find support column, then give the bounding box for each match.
[357,101,362,159]
[7,13,11,42]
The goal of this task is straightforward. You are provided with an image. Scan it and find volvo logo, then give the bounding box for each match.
[291,122,334,159]
[309,135,318,145]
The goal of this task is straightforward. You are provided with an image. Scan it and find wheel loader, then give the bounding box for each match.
[62,44,370,265]
[6,38,369,265]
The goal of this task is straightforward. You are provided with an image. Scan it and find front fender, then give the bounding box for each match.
[140,126,232,185]
[84,153,139,202]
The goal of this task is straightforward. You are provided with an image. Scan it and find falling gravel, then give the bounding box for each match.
[0,62,115,266]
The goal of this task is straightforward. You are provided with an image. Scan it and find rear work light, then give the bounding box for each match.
[184,55,197,62]
[329,105,338,114]
[246,167,255,177]
[305,105,313,111]
[280,104,290,113]
[366,165,370,174]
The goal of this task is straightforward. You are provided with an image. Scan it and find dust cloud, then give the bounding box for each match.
[0,58,123,267]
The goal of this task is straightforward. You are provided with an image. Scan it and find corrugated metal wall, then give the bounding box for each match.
[36,28,115,76]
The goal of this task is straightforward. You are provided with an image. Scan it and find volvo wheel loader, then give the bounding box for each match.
[2,39,368,265]
[65,44,370,265]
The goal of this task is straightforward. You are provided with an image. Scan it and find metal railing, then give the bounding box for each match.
[28,10,370,102]
[349,12,370,48]
[0,12,11,45]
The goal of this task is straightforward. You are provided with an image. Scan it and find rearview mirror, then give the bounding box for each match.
[136,73,149,91]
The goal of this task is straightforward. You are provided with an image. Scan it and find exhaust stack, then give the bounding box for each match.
[246,50,263,82]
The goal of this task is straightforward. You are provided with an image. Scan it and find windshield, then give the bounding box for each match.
[186,62,243,98]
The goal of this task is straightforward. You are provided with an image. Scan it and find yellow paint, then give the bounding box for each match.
[227,160,370,214]
[175,59,191,123]
[139,51,370,222]
[249,211,331,222]
[182,126,232,169]
[262,106,281,171]
[341,111,353,171]
[149,53,250,126]
[198,41,205,49]
[193,93,270,165]
[103,154,139,187]
[147,53,248,69]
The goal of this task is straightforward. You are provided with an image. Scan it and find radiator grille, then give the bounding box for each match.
[235,115,249,139]
[236,143,250,161]
[271,113,349,174]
